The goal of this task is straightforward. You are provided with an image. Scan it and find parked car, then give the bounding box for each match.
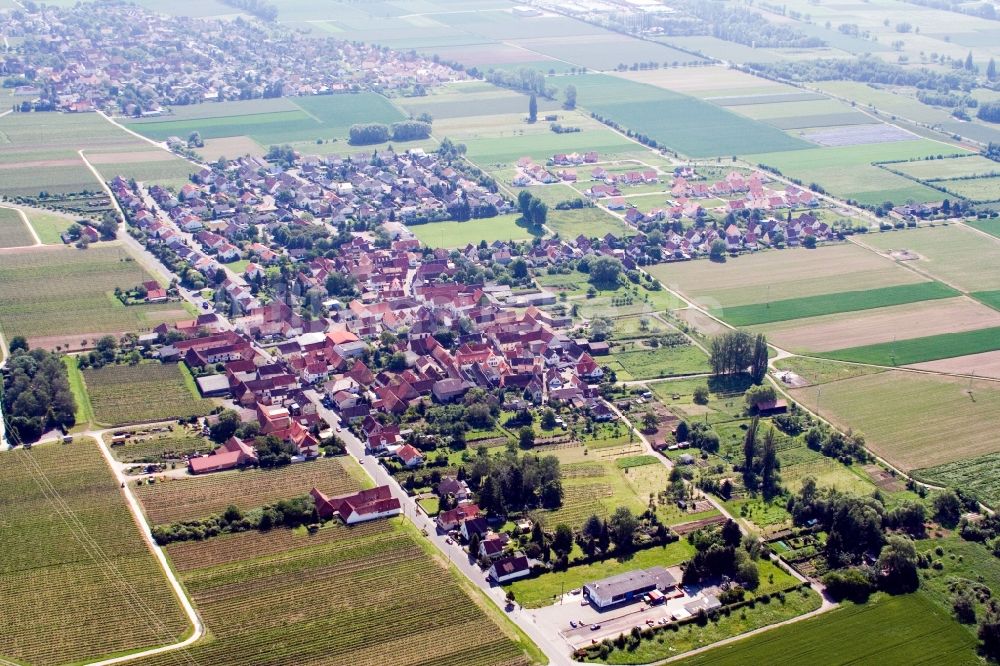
[590,624,601,631]
[570,621,578,628]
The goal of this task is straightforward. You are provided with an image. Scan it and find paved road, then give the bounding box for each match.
[304,389,576,665]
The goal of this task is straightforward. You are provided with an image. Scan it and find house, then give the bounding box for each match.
[396,443,424,467]
[489,554,531,583]
[187,436,257,474]
[437,503,480,531]
[460,516,489,541]
[583,566,677,609]
[432,378,471,403]
[754,399,788,416]
[437,476,472,501]
[479,532,510,560]
[311,485,401,524]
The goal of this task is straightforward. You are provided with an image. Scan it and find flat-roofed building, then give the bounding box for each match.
[583,566,678,609]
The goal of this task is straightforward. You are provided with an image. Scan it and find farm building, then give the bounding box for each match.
[754,399,788,416]
[489,554,531,583]
[195,374,231,397]
[187,436,257,474]
[583,566,678,609]
[311,485,401,524]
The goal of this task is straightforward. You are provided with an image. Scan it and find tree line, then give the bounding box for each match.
[708,330,768,383]
[348,121,431,145]
[1,341,76,443]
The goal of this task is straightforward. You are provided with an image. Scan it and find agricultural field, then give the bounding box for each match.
[915,452,1000,508]
[508,33,705,71]
[136,519,539,666]
[891,155,1000,180]
[399,81,563,120]
[135,456,364,525]
[0,441,189,666]
[772,356,886,387]
[907,348,1000,380]
[717,281,957,327]
[407,214,541,248]
[0,245,191,349]
[545,206,633,239]
[81,362,213,426]
[615,66,796,99]
[535,457,647,533]
[746,139,960,205]
[0,206,35,247]
[790,371,1000,471]
[572,74,811,158]
[21,207,75,244]
[125,93,406,146]
[649,243,922,310]
[815,324,1000,365]
[678,593,978,666]
[507,539,695,609]
[860,224,1000,292]
[936,176,1000,202]
[108,427,216,464]
[86,149,194,190]
[605,343,711,381]
[462,125,638,167]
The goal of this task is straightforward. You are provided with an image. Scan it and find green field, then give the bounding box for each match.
[790,371,1000,471]
[966,218,1000,239]
[572,75,811,158]
[716,281,957,326]
[938,176,1000,202]
[546,206,633,239]
[0,246,190,347]
[816,325,1000,365]
[861,225,1000,292]
[747,139,959,205]
[463,127,637,166]
[0,206,35,247]
[109,429,216,464]
[606,344,711,381]
[772,356,886,386]
[0,442,189,665]
[82,362,213,426]
[126,93,405,145]
[408,214,541,247]
[136,519,539,666]
[914,452,1000,507]
[892,155,1000,180]
[678,593,978,666]
[506,540,695,609]
[22,207,74,244]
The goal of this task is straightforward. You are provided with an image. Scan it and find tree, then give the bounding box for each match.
[8,336,28,353]
[750,334,769,385]
[528,93,538,123]
[802,234,817,249]
[95,335,117,363]
[641,410,658,433]
[965,51,975,71]
[980,602,1000,661]
[553,523,574,556]
[511,258,528,279]
[188,130,203,147]
[877,535,919,593]
[529,199,547,227]
[608,506,638,552]
[563,84,577,110]
[210,409,242,443]
[745,384,777,409]
[541,409,557,430]
[387,352,407,372]
[954,589,977,624]
[675,420,690,443]
[742,417,759,489]
[588,256,623,288]
[518,426,536,449]
[988,58,997,82]
[759,429,781,499]
[709,239,727,262]
[933,489,963,527]
[692,385,709,405]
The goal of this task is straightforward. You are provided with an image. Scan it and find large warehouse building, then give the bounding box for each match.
[583,566,678,609]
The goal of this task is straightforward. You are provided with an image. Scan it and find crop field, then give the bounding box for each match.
[907,348,1000,379]
[605,344,710,381]
[572,75,811,158]
[717,281,957,326]
[728,98,854,121]
[862,225,1000,292]
[801,123,916,147]
[746,139,957,204]
[915,452,1000,508]
[892,155,1000,180]
[408,214,541,248]
[0,442,189,665]
[768,112,879,130]
[546,206,633,238]
[816,324,1000,365]
[135,456,363,525]
[86,149,194,189]
[0,206,35,247]
[814,81,966,125]
[0,245,190,348]
[82,362,213,426]
[463,126,638,166]
[126,93,405,145]
[400,84,562,119]
[678,593,978,666]
[137,520,537,666]
[759,297,1000,353]
[615,65,795,98]
[509,33,705,70]
[772,357,886,386]
[790,371,1000,470]
[649,243,921,309]
[937,176,1000,202]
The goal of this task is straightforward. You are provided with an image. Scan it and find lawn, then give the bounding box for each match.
[0,206,35,247]
[790,370,1000,471]
[772,356,886,386]
[649,243,919,309]
[0,245,191,349]
[23,208,74,244]
[572,74,811,158]
[139,519,539,665]
[547,206,633,239]
[408,214,542,247]
[716,281,957,326]
[816,325,1000,365]
[676,592,978,666]
[134,456,363,525]
[506,540,695,609]
[606,344,711,381]
[861,224,1000,292]
[0,441,189,665]
[81,362,213,426]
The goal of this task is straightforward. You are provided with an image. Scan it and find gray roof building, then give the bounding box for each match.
[583,566,677,609]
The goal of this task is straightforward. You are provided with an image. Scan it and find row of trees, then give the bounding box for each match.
[708,330,768,383]
[348,121,431,145]
[465,446,564,515]
[746,56,981,93]
[740,417,781,499]
[516,190,548,227]
[2,342,76,443]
